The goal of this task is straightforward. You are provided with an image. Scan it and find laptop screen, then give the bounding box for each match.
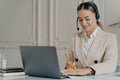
[19,46,62,79]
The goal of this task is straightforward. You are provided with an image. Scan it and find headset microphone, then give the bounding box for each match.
[77,27,79,31]
[76,17,79,31]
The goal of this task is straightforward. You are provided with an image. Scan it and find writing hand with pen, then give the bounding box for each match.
[63,54,92,76]
[65,54,76,69]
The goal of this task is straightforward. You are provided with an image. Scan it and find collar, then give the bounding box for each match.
[84,26,99,40]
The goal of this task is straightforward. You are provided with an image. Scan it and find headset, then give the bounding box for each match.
[76,2,100,31]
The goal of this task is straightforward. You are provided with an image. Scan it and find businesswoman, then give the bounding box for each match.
[64,1,118,76]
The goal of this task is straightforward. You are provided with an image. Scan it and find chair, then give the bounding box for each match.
[115,66,120,72]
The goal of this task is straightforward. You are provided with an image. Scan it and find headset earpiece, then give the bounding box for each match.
[90,2,100,20]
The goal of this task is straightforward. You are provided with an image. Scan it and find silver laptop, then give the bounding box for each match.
[19,46,67,79]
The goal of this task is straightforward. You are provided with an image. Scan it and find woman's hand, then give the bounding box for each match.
[65,54,76,69]
[66,59,76,69]
[63,68,92,76]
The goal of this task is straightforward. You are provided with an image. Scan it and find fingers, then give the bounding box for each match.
[72,62,77,69]
[65,54,77,69]
[66,60,76,69]
[63,69,74,76]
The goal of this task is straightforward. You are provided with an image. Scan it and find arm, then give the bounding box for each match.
[90,34,118,75]
[64,35,95,76]
[65,46,95,76]
[64,67,94,76]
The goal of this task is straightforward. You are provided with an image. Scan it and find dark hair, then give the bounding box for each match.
[76,1,104,31]
[77,1,100,20]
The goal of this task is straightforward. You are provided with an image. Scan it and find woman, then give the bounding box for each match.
[64,1,118,76]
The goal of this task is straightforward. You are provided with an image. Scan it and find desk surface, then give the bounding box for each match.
[0,76,69,80]
[0,66,120,80]
[1,75,120,80]
[0,71,120,80]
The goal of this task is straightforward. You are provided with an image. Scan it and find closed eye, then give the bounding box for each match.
[79,19,83,22]
[86,19,90,21]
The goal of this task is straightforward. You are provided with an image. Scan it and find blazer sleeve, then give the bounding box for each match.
[90,34,118,75]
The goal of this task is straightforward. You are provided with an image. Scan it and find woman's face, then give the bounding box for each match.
[77,9,97,32]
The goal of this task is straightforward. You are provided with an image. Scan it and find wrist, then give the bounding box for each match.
[86,68,92,75]
[87,67,95,75]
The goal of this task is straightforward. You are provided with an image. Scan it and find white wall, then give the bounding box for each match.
[104,0,120,66]
[0,0,37,68]
[37,0,49,46]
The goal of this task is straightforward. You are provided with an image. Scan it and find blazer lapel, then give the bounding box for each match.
[75,34,88,67]
[86,28,103,61]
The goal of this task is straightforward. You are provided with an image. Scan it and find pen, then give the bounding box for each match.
[65,54,76,69]
[65,54,71,61]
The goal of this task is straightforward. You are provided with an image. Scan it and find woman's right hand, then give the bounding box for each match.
[65,54,76,69]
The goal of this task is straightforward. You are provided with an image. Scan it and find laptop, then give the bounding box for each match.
[19,46,68,79]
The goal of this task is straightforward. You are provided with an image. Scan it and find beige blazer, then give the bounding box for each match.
[67,28,118,75]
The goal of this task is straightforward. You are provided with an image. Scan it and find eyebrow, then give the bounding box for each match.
[78,16,90,19]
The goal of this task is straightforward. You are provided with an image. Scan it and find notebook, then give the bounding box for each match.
[19,46,67,79]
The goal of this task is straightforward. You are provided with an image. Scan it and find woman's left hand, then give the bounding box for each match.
[63,68,91,76]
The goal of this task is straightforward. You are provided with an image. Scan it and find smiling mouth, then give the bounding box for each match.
[83,26,88,29]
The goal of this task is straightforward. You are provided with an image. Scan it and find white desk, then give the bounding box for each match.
[0,76,69,80]
[1,66,120,80]
[1,75,120,80]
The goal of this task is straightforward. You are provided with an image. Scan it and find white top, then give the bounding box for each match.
[83,27,99,57]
